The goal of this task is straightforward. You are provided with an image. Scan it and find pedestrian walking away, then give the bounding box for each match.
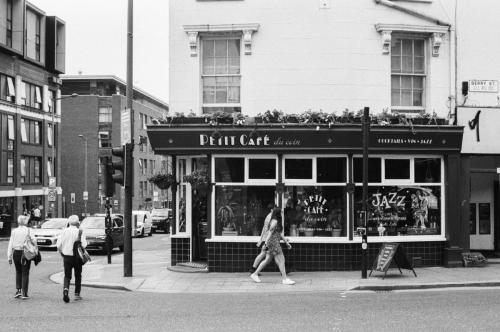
[7,215,36,299]
[250,203,275,275]
[57,215,87,303]
[251,208,295,285]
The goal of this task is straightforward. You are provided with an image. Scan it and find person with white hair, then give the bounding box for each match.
[57,215,87,303]
[7,215,35,299]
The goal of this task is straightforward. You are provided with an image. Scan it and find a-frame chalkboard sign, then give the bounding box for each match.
[369,243,417,279]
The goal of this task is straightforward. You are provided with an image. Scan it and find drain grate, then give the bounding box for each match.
[177,262,208,269]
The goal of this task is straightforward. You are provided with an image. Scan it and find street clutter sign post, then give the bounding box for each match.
[121,108,131,145]
[369,243,417,279]
[83,191,88,201]
[48,176,57,202]
[70,193,75,204]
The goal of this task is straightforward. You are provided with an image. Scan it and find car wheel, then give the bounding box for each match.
[141,228,145,237]
[119,244,124,252]
[148,228,153,236]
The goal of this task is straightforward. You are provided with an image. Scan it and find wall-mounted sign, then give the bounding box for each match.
[458,107,500,153]
[148,126,463,154]
[70,193,75,204]
[469,80,498,93]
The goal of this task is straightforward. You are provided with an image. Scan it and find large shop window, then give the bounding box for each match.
[215,186,275,236]
[284,186,346,237]
[214,156,277,236]
[353,156,443,237]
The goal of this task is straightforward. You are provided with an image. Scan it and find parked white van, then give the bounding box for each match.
[132,210,153,237]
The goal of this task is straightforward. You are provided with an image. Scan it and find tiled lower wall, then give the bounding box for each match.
[171,237,190,266]
[204,241,445,272]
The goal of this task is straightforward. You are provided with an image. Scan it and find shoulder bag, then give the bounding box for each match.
[74,229,91,265]
[22,228,38,261]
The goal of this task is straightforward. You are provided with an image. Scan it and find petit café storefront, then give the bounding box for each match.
[147,124,465,272]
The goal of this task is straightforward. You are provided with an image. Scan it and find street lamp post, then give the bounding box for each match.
[78,134,88,217]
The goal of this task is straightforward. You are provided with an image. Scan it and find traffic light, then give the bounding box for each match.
[111,146,125,186]
[103,157,115,197]
[110,143,133,188]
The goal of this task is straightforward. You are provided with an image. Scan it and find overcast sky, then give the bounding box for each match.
[30,0,169,103]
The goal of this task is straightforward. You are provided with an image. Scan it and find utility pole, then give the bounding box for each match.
[361,107,370,279]
[124,0,134,277]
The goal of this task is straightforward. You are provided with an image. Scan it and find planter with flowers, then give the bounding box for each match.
[183,170,210,189]
[148,173,176,190]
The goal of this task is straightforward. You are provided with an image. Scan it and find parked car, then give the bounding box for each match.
[31,218,69,248]
[151,208,171,233]
[132,210,153,237]
[80,215,124,252]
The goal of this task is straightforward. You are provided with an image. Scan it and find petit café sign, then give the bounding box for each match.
[199,134,301,147]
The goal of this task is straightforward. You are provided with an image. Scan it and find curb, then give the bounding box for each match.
[351,281,500,291]
[49,272,131,292]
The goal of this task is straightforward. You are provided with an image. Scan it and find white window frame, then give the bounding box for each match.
[390,35,426,113]
[282,155,315,185]
[98,131,110,148]
[7,115,15,140]
[20,119,27,142]
[47,124,53,146]
[200,36,242,113]
[352,154,445,241]
[211,154,279,240]
[7,76,15,97]
[47,160,52,177]
[382,156,414,184]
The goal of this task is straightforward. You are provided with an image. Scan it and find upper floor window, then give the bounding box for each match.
[48,90,56,114]
[98,131,111,148]
[0,74,15,102]
[22,81,42,110]
[98,106,112,123]
[391,37,425,112]
[47,123,53,147]
[6,0,13,47]
[201,37,241,114]
[26,9,42,62]
[21,118,41,144]
[20,155,41,184]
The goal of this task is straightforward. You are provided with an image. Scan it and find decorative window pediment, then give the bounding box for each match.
[183,23,260,56]
[375,24,448,56]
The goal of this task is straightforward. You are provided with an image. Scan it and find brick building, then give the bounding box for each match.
[60,75,170,218]
[0,0,65,236]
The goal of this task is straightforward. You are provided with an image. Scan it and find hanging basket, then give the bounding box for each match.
[183,170,209,188]
[148,173,176,190]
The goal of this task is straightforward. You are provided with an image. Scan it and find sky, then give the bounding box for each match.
[30,0,170,103]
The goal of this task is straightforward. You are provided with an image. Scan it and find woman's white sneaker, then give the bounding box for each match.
[282,278,296,285]
[250,273,261,283]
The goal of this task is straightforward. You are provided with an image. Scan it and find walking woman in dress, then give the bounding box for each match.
[7,215,34,299]
[250,208,295,285]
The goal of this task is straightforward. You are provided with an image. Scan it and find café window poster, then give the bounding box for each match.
[284,186,346,237]
[354,186,441,236]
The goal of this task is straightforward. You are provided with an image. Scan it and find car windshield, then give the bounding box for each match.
[81,217,105,229]
[41,219,68,229]
[152,209,169,217]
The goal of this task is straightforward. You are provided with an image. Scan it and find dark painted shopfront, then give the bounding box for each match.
[147,123,467,272]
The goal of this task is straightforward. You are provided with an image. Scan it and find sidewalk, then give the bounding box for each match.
[49,250,500,294]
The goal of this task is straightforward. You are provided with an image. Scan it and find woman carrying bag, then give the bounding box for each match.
[7,215,36,299]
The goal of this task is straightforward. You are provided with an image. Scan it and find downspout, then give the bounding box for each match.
[453,0,458,124]
[374,0,451,27]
